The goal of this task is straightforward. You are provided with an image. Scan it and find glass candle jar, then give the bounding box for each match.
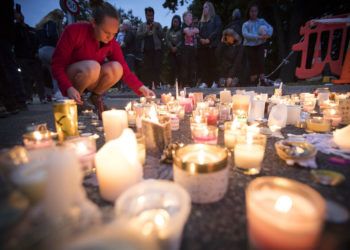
[173,144,229,203]
[191,125,218,145]
[246,177,326,250]
[234,133,267,175]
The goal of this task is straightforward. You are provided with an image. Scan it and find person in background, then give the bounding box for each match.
[0,1,27,114]
[197,1,222,88]
[36,9,64,100]
[181,11,199,88]
[117,19,137,92]
[242,2,273,86]
[226,8,243,37]
[216,28,244,87]
[14,10,46,104]
[166,15,182,87]
[137,7,163,88]
[51,0,154,117]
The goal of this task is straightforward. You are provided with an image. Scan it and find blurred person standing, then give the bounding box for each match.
[0,0,27,114]
[166,15,182,87]
[181,11,199,87]
[242,2,273,85]
[36,9,64,100]
[197,1,222,88]
[137,7,162,88]
[14,10,46,104]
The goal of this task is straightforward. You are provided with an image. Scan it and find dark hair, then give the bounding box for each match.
[89,0,120,25]
[145,7,154,15]
[170,15,181,31]
[246,2,259,20]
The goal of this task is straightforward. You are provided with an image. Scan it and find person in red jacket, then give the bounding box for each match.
[52,0,154,112]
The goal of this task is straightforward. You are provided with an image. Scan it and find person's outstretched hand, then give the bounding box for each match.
[67,86,83,105]
[139,86,156,98]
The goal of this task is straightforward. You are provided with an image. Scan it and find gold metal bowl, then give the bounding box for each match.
[275,140,317,161]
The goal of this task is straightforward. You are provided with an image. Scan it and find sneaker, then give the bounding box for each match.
[88,93,109,120]
[211,82,218,88]
[52,91,64,101]
[0,105,9,118]
[198,83,208,89]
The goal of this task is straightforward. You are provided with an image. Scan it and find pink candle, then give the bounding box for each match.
[246,177,326,250]
[179,98,193,113]
[192,125,218,144]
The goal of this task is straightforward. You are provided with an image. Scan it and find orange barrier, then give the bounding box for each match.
[292,14,349,80]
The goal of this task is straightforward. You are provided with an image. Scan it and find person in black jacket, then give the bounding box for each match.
[0,0,27,114]
[14,11,46,103]
[225,9,243,37]
[197,1,222,88]
[216,28,244,87]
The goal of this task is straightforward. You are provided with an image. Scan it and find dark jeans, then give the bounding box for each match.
[0,39,26,105]
[168,51,182,86]
[245,44,265,77]
[119,54,136,91]
[142,49,162,87]
[181,46,197,87]
[197,46,218,86]
[17,58,45,100]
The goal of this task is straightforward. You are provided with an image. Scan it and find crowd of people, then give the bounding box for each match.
[118,1,273,89]
[0,0,273,118]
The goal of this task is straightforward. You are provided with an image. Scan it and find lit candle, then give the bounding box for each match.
[232,94,250,117]
[246,177,326,250]
[192,125,218,145]
[205,107,219,126]
[323,108,342,127]
[169,113,180,131]
[161,93,172,104]
[306,117,331,133]
[22,130,54,150]
[64,136,96,173]
[224,120,244,150]
[173,144,229,203]
[234,133,266,175]
[95,129,142,202]
[220,89,232,104]
[115,180,191,250]
[179,98,193,113]
[102,109,128,141]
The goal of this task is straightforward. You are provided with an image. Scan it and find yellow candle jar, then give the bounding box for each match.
[306,117,331,133]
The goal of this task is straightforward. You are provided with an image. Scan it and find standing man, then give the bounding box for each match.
[137,7,162,88]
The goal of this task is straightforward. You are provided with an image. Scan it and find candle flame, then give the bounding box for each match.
[33,131,43,140]
[76,142,89,155]
[194,115,202,123]
[198,150,205,164]
[274,195,293,213]
[125,102,132,111]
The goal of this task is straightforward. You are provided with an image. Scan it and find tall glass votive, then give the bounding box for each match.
[246,177,326,250]
[191,125,218,145]
[53,99,78,141]
[224,121,245,150]
[64,136,97,173]
[115,180,191,250]
[218,103,231,123]
[232,94,250,117]
[234,133,266,175]
[173,144,229,203]
[205,107,219,126]
[302,97,317,113]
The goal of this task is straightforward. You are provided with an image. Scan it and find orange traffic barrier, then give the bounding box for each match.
[292,14,349,80]
[333,40,350,84]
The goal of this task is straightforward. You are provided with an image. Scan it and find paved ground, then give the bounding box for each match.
[0,84,349,149]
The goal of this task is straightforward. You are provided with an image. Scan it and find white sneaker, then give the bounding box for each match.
[52,91,65,101]
[198,82,208,89]
[211,82,218,88]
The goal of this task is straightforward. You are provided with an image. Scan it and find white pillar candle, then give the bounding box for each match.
[286,105,301,125]
[220,89,232,104]
[246,177,326,250]
[102,109,128,142]
[95,129,142,202]
[234,144,264,169]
